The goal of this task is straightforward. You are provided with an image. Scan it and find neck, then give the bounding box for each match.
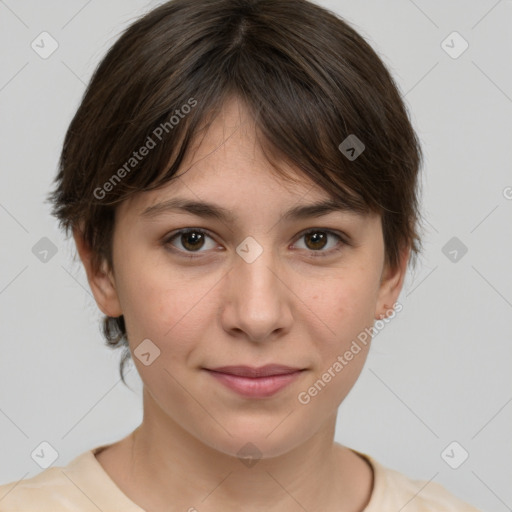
[108,388,372,512]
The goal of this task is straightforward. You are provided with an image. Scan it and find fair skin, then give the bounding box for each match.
[74,97,409,512]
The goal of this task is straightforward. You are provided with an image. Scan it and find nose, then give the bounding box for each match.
[220,242,293,343]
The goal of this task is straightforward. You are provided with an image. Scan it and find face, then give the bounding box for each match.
[78,97,407,459]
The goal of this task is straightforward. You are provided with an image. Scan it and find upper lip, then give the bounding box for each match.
[205,365,304,378]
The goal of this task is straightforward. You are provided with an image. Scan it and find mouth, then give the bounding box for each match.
[202,365,306,398]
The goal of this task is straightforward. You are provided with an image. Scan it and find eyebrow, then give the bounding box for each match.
[141,196,363,223]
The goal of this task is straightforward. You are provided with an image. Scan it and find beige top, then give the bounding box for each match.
[0,445,481,511]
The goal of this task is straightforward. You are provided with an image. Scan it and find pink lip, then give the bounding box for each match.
[204,365,305,398]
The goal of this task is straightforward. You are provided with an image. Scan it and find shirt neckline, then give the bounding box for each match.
[66,445,145,511]
[70,444,383,511]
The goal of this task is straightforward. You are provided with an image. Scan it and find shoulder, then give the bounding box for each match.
[0,450,108,512]
[357,451,482,512]
[0,466,81,511]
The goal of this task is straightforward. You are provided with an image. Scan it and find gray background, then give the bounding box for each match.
[1,1,511,510]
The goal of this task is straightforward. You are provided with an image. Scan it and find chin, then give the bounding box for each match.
[197,415,317,461]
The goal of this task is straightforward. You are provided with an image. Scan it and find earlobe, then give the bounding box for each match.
[72,227,123,318]
[374,246,410,320]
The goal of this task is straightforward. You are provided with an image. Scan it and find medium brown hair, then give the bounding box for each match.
[48,0,423,383]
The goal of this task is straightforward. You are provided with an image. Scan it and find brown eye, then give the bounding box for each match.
[294,229,346,257]
[304,231,328,250]
[180,231,205,251]
[165,229,217,254]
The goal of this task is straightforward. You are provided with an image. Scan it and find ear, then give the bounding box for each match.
[374,245,410,320]
[72,227,123,318]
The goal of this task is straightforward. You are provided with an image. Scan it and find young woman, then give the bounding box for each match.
[0,0,480,510]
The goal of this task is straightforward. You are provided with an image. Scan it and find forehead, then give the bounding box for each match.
[118,96,370,223]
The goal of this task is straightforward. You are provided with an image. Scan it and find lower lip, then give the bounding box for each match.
[205,370,303,398]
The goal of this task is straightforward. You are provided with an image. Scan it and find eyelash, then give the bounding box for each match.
[162,228,349,259]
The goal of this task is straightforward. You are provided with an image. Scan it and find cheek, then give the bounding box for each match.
[298,266,381,403]
[312,268,380,347]
[114,256,219,358]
